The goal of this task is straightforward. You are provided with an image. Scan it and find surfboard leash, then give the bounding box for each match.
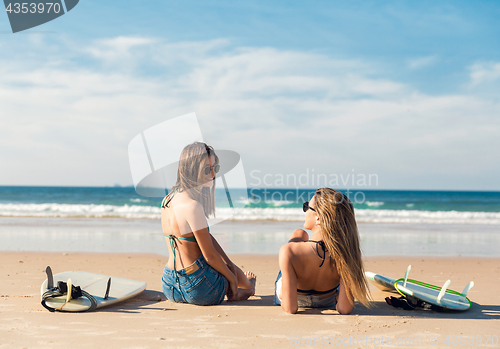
[41,267,97,312]
[41,281,98,312]
[385,295,444,312]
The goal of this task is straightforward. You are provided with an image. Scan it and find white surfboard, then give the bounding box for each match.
[365,265,473,311]
[41,267,147,312]
[365,271,398,292]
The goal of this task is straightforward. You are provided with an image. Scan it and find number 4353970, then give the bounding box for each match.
[5,3,62,14]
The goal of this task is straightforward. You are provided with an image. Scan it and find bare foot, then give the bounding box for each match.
[232,271,256,301]
[244,271,256,297]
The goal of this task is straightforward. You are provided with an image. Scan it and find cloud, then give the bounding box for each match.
[407,55,439,69]
[469,61,500,86]
[86,36,158,59]
[1,36,499,189]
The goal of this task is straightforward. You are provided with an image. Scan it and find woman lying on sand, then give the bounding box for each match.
[275,188,370,314]
[161,142,256,305]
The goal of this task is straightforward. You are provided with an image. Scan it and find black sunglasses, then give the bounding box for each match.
[203,164,220,176]
[303,201,316,212]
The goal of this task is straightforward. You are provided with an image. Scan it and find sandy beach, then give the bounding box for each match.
[3,0,500,347]
[1,252,498,348]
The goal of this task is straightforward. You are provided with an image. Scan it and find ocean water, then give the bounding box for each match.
[2,186,500,224]
[1,186,500,256]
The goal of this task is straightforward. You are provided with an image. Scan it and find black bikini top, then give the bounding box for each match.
[308,240,328,267]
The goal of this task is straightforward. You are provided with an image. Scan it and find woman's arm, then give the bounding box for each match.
[210,234,232,266]
[335,278,354,315]
[210,235,254,289]
[186,204,238,299]
[210,235,239,286]
[278,244,298,314]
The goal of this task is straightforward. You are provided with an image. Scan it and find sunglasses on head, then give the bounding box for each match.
[303,201,316,212]
[203,164,220,176]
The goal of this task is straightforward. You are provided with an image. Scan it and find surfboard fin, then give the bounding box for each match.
[104,278,111,300]
[436,279,451,304]
[45,266,54,289]
[460,281,474,297]
[403,265,411,287]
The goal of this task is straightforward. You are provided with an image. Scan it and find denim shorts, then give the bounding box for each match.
[162,254,227,306]
[274,271,338,308]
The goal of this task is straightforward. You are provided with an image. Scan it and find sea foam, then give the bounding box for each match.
[2,203,500,224]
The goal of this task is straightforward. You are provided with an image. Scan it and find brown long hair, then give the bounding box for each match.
[314,187,370,307]
[167,142,218,218]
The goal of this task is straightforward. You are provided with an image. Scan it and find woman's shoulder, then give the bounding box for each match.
[173,194,206,218]
[163,193,203,216]
[279,240,310,260]
[169,192,200,207]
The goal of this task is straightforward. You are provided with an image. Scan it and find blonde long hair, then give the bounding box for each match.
[314,187,370,307]
[167,142,218,218]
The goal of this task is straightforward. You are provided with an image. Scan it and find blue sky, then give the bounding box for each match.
[1,1,499,190]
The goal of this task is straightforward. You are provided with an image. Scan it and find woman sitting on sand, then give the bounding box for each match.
[275,188,370,314]
[161,142,256,305]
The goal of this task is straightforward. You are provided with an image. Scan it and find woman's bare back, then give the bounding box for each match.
[161,192,203,270]
[290,240,341,293]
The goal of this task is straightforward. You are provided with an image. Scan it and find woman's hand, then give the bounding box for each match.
[209,233,242,292]
[227,262,238,286]
[226,275,239,301]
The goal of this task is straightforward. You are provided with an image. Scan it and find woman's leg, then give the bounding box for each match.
[288,228,309,243]
[233,264,254,289]
[233,271,256,301]
[226,228,308,301]
[224,264,256,301]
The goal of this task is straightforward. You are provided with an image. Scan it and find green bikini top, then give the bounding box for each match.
[161,193,173,209]
[164,233,198,285]
[164,233,197,242]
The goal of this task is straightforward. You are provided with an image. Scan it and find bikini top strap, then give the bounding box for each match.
[164,234,197,242]
[164,233,197,285]
[308,240,327,267]
[161,195,172,209]
[165,235,180,284]
[161,187,179,208]
[160,195,172,208]
[296,284,339,295]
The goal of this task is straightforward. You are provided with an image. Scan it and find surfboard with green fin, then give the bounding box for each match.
[365,265,474,311]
